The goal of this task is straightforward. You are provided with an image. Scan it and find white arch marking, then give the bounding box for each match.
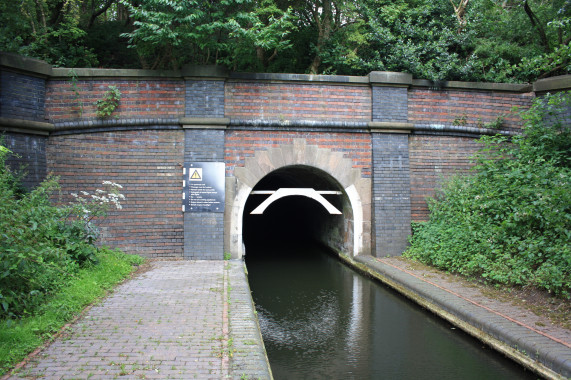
[250,188,342,215]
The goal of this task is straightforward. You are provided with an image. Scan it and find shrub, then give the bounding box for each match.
[405,92,571,297]
[0,146,126,318]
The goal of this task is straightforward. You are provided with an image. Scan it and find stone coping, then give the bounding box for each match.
[2,52,568,92]
[0,52,52,77]
[534,75,571,93]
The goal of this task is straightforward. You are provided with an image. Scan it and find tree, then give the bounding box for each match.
[120,0,295,70]
[0,0,568,81]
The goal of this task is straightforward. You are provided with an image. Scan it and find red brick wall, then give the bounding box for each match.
[46,130,185,257]
[225,131,372,178]
[45,79,185,122]
[409,135,482,221]
[225,82,371,120]
[408,89,533,132]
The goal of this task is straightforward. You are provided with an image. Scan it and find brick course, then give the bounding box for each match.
[46,130,184,257]
[408,89,533,132]
[225,82,371,120]
[45,79,184,122]
[409,135,481,221]
[225,130,372,178]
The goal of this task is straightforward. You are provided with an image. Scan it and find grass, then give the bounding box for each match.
[0,248,144,376]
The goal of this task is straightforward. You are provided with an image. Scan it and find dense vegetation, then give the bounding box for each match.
[0,0,569,82]
[405,92,571,297]
[0,143,140,319]
[0,143,143,373]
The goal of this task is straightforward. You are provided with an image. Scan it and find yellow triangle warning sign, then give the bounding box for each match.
[191,170,201,180]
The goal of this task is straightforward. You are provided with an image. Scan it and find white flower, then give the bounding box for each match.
[102,181,112,185]
[81,191,89,196]
[71,193,78,197]
[96,189,105,194]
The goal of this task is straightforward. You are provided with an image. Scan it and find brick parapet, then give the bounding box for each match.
[225,81,371,121]
[46,130,185,258]
[408,88,534,133]
[45,79,185,122]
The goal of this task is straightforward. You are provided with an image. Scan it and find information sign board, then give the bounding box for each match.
[183,162,225,212]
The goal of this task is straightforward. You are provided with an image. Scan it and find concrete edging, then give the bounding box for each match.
[335,254,570,380]
[228,260,274,379]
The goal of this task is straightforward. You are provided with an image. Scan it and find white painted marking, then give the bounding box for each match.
[250,188,342,215]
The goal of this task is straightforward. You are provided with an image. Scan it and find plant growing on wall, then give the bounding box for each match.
[95,86,121,118]
[68,69,83,117]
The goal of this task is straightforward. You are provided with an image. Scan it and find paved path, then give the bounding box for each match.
[9,260,271,380]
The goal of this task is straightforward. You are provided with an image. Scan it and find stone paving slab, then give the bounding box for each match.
[355,255,571,379]
[8,260,272,380]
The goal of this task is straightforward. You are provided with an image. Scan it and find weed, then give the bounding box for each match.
[452,113,467,126]
[95,86,121,118]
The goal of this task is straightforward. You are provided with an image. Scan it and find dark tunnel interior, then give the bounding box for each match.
[242,165,350,258]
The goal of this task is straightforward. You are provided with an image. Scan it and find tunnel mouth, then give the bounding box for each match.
[242,165,353,259]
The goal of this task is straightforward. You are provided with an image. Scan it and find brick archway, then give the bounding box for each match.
[226,138,371,259]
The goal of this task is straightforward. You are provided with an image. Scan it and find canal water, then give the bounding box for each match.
[246,244,535,380]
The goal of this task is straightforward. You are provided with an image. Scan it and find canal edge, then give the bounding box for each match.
[334,253,570,380]
[227,260,274,380]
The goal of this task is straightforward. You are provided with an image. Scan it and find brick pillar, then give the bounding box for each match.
[183,129,226,259]
[1,53,52,189]
[183,66,228,259]
[369,72,412,256]
[371,133,412,256]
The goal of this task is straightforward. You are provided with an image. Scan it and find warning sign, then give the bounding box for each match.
[183,162,225,213]
[190,168,202,181]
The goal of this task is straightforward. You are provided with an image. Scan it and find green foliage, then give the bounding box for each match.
[405,92,571,297]
[95,86,121,118]
[0,0,569,81]
[0,248,143,375]
[0,146,127,318]
[119,0,295,70]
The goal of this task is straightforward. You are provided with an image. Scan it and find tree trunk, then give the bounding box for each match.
[308,0,333,74]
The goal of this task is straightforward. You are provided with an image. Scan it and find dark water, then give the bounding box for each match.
[246,245,536,380]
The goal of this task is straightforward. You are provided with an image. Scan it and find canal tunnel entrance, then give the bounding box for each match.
[242,165,354,257]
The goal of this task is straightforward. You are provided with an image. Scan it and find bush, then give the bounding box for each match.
[0,146,125,318]
[405,92,571,297]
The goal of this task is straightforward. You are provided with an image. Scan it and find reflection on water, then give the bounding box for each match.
[246,245,535,380]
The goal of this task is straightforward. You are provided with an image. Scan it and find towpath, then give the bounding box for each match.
[7,260,271,380]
